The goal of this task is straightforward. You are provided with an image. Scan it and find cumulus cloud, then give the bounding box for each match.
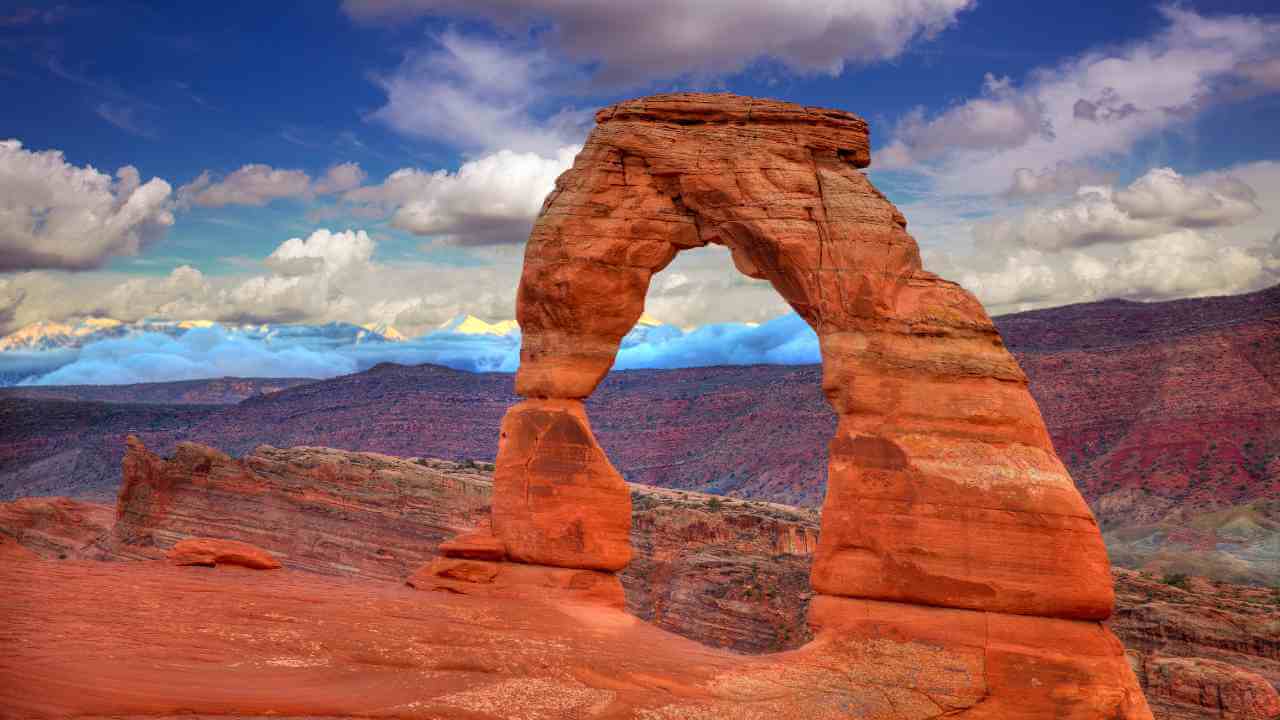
[879,73,1052,168]
[0,139,174,272]
[881,7,1280,194]
[344,0,974,86]
[177,162,366,208]
[312,162,367,195]
[370,32,591,155]
[0,226,533,338]
[982,167,1260,252]
[920,162,1280,314]
[344,146,578,245]
[1008,163,1117,197]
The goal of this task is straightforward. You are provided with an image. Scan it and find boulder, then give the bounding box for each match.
[166,538,281,570]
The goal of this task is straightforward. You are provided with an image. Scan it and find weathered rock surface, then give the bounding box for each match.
[0,554,1150,720]
[3,444,1276,717]
[490,399,632,571]
[105,438,819,653]
[0,494,113,559]
[506,91,1115,623]
[1112,569,1280,719]
[166,537,281,569]
[113,437,493,581]
[1130,655,1280,720]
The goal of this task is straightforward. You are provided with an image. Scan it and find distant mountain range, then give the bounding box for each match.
[1,285,1276,584]
[0,317,407,354]
[0,310,679,353]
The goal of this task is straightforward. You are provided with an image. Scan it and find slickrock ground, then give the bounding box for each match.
[0,555,1146,720]
[3,441,1275,718]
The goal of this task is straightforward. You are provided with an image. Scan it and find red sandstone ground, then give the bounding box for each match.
[2,443,1275,719]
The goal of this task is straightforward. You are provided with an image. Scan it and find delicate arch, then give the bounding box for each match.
[485,93,1114,620]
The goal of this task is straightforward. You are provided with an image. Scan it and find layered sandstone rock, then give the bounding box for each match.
[1112,569,1280,719]
[505,91,1115,622]
[465,91,1142,715]
[113,438,493,580]
[99,438,818,652]
[0,495,113,560]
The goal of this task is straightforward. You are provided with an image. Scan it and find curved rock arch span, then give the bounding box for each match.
[501,93,1112,619]
[423,93,1152,718]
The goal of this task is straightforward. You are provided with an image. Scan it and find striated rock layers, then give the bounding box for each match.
[420,91,1147,716]
[104,437,818,652]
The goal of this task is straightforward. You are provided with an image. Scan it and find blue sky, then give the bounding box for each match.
[3,0,1280,353]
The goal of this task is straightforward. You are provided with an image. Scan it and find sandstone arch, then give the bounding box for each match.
[495,93,1114,619]
[420,93,1151,717]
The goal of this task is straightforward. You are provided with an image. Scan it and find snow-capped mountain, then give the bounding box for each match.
[0,318,128,352]
[433,312,669,338]
[0,318,406,353]
[437,314,520,336]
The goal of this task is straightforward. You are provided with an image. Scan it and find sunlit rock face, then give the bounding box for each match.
[424,91,1153,718]
[505,92,1115,619]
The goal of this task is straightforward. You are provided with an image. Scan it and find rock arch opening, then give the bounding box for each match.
[451,92,1115,622]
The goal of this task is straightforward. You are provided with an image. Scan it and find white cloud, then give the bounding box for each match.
[264,228,374,276]
[980,167,1260,252]
[1008,163,1117,197]
[1112,167,1258,226]
[879,73,1051,167]
[344,0,975,85]
[882,7,1280,194]
[94,103,156,139]
[312,162,367,195]
[919,162,1280,314]
[369,32,591,155]
[177,162,367,208]
[344,145,578,245]
[0,139,174,272]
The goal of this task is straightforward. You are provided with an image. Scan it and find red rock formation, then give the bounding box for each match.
[1130,655,1280,720]
[0,495,113,559]
[453,91,1140,714]
[1111,569,1280,719]
[6,445,1278,717]
[490,399,632,571]
[166,537,281,569]
[503,91,1116,625]
[113,438,493,580]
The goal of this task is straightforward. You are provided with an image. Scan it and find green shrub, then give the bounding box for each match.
[1161,572,1191,590]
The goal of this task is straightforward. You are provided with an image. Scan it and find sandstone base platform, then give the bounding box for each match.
[0,557,1150,719]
